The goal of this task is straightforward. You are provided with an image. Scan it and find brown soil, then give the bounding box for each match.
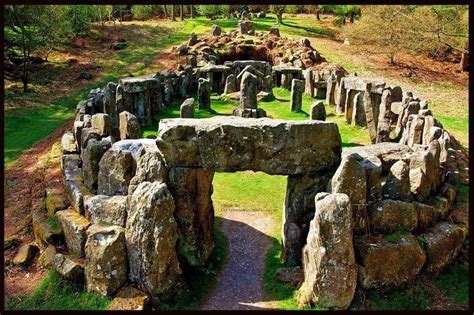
[201,210,278,310]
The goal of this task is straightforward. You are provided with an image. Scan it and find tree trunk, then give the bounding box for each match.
[349,11,355,23]
[190,5,194,19]
[316,10,320,20]
[172,5,176,21]
[276,11,283,25]
[163,5,168,18]
[180,5,184,21]
[460,40,469,72]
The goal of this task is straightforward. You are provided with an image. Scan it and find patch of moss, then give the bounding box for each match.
[383,229,411,243]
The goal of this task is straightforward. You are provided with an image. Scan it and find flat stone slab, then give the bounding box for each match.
[156,116,342,175]
[118,75,160,93]
[341,76,386,94]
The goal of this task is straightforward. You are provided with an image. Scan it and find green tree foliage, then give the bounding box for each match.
[92,5,113,25]
[68,5,95,36]
[131,5,155,20]
[196,5,228,19]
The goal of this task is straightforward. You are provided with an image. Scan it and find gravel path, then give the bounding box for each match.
[201,210,278,310]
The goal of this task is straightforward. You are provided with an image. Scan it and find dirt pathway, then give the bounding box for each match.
[201,210,278,310]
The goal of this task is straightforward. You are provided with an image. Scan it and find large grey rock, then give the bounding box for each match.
[156,117,342,175]
[62,154,82,181]
[55,209,91,257]
[368,199,417,234]
[53,253,84,281]
[85,224,128,296]
[303,69,314,97]
[409,144,436,201]
[168,167,215,267]
[326,74,337,106]
[407,114,425,147]
[128,147,167,195]
[119,111,140,140]
[382,160,412,201]
[84,195,128,227]
[376,89,392,143]
[91,113,112,137]
[351,91,366,127]
[298,193,356,310]
[210,24,221,36]
[126,181,183,303]
[97,149,135,196]
[355,234,425,289]
[111,139,157,159]
[330,154,367,234]
[363,83,378,144]
[198,78,211,110]
[180,98,195,118]
[82,138,110,192]
[81,127,100,150]
[223,74,237,94]
[290,79,304,112]
[239,71,258,110]
[352,154,382,206]
[62,132,77,154]
[64,179,91,214]
[310,101,326,121]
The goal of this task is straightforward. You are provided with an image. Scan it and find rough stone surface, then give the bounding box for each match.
[355,234,425,289]
[168,167,215,267]
[180,98,195,118]
[107,286,150,310]
[330,154,367,234]
[55,209,91,257]
[276,267,303,288]
[363,83,378,143]
[119,111,140,140]
[368,199,417,234]
[84,195,128,227]
[97,149,135,196]
[376,89,392,143]
[13,242,38,266]
[383,160,412,201]
[298,193,356,310]
[409,145,436,201]
[310,101,326,121]
[85,224,128,296]
[82,138,110,192]
[290,79,304,112]
[38,245,57,268]
[156,117,342,175]
[33,212,63,248]
[198,78,211,110]
[64,179,91,214]
[352,154,382,206]
[53,253,85,281]
[62,132,77,154]
[414,202,438,231]
[224,74,237,94]
[91,113,112,137]
[126,181,183,303]
[423,222,465,275]
[128,148,167,195]
[239,71,258,110]
[81,127,100,150]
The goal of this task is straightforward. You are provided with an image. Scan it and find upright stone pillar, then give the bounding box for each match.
[335,79,346,115]
[303,69,314,98]
[240,71,257,110]
[290,79,304,112]
[326,74,337,106]
[198,78,211,110]
[376,89,392,143]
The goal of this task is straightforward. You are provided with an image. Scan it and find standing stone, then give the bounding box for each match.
[180,98,195,118]
[351,92,366,126]
[128,147,168,195]
[91,113,112,137]
[103,82,118,128]
[238,19,254,35]
[55,209,91,257]
[364,83,378,144]
[263,75,274,95]
[390,86,403,102]
[335,79,346,115]
[330,154,367,234]
[409,145,435,201]
[376,89,392,143]
[407,114,425,147]
[240,71,258,109]
[126,181,183,303]
[82,138,111,192]
[119,111,140,140]
[269,27,280,37]
[223,74,237,94]
[85,224,128,296]
[62,132,77,154]
[73,121,85,152]
[168,168,215,267]
[310,101,326,121]
[326,74,337,106]
[97,149,135,196]
[422,114,436,145]
[383,161,412,201]
[298,193,356,310]
[179,69,192,98]
[352,154,382,206]
[81,127,100,150]
[290,79,304,112]
[84,195,128,227]
[198,78,211,110]
[303,69,314,98]
[210,25,221,36]
[188,32,198,46]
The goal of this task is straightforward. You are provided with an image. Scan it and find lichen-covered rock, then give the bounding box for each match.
[157,117,342,175]
[383,160,412,201]
[352,154,382,206]
[355,234,425,289]
[376,89,392,143]
[45,187,67,216]
[368,199,417,234]
[409,144,437,201]
[297,193,356,310]
[330,154,367,234]
[111,139,157,159]
[55,209,91,257]
[64,180,91,214]
[33,212,63,248]
[53,253,84,281]
[310,101,326,121]
[107,286,150,310]
[290,79,304,112]
[240,71,258,110]
[62,154,82,181]
[180,98,195,118]
[13,242,38,266]
[97,149,135,196]
[168,167,215,267]
[128,147,167,195]
[422,222,465,275]
[81,127,100,150]
[82,138,110,192]
[119,111,140,140]
[61,132,77,154]
[85,224,128,296]
[414,202,438,231]
[91,113,112,137]
[224,74,237,94]
[84,195,128,227]
[126,181,183,303]
[38,245,57,268]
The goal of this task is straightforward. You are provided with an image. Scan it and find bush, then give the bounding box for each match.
[131,5,154,20]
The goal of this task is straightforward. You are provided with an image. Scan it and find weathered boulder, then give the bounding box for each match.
[107,286,150,310]
[376,89,392,143]
[180,98,195,118]
[269,27,280,37]
[223,74,237,94]
[62,132,77,154]
[409,145,436,201]
[198,78,211,110]
[97,149,135,196]
[310,101,326,121]
[38,245,57,268]
[157,117,342,175]
[351,92,366,127]
[55,209,91,257]
[368,199,417,234]
[330,154,367,234]
[53,253,84,281]
[352,154,382,206]
[355,234,425,289]
[407,114,425,147]
[82,138,110,192]
[13,242,38,266]
[414,202,438,231]
[128,147,167,195]
[298,193,356,310]
[382,160,412,201]
[126,181,183,303]
[303,69,314,97]
[210,25,221,36]
[422,222,465,275]
[168,167,215,267]
[239,71,258,110]
[119,111,140,140]
[45,187,67,217]
[64,179,91,214]
[290,79,304,112]
[85,224,128,296]
[33,212,63,248]
[111,138,157,159]
[81,127,100,150]
[91,113,112,137]
[84,195,128,227]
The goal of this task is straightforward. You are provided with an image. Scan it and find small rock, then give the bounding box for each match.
[107,287,150,310]
[38,245,57,268]
[53,253,84,281]
[13,242,39,266]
